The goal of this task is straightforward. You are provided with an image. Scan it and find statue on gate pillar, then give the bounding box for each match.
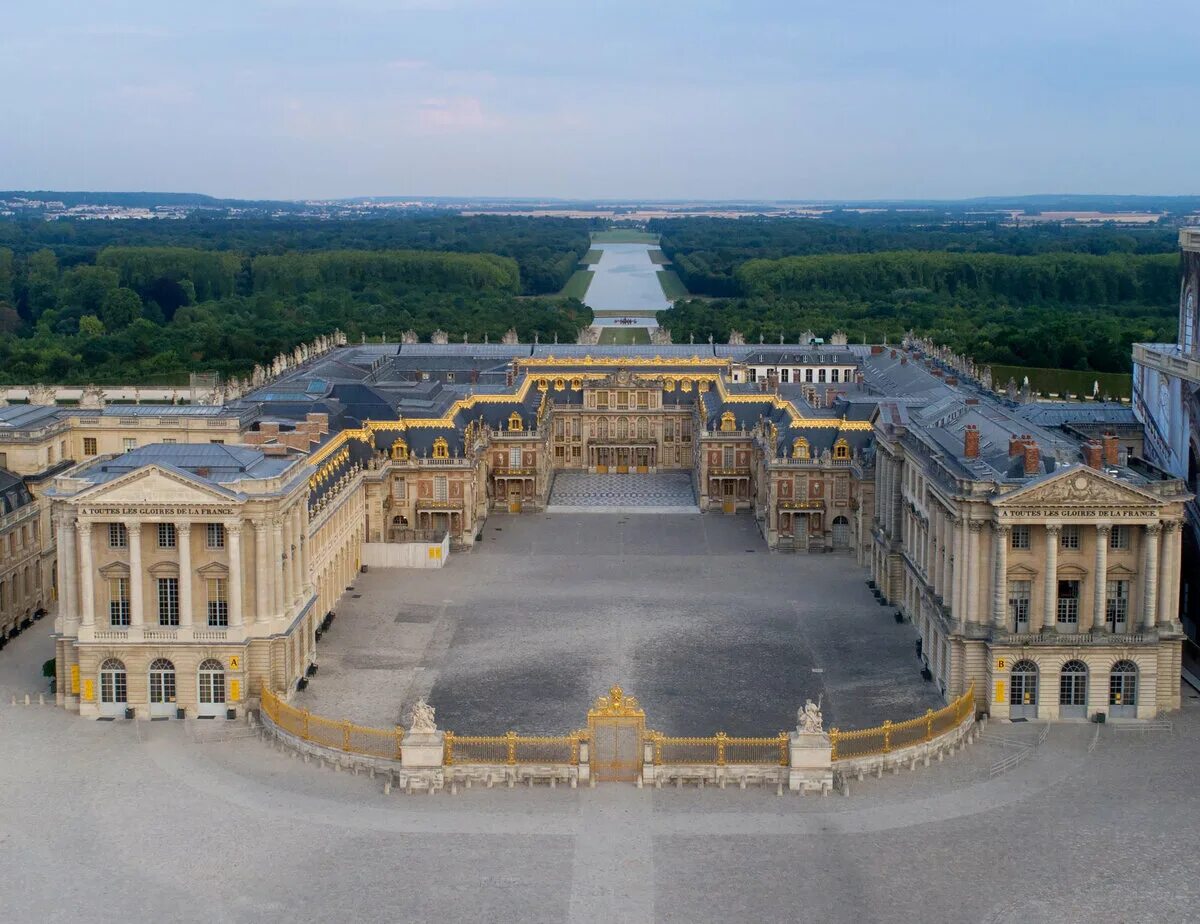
[408,698,437,734]
[797,698,823,735]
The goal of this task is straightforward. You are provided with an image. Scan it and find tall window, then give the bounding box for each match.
[805,369,813,383]
[157,523,177,549]
[637,417,649,440]
[99,659,127,704]
[109,578,130,626]
[831,369,840,383]
[597,391,609,410]
[207,578,228,627]
[433,476,448,502]
[1108,526,1129,550]
[157,577,179,626]
[1008,580,1031,630]
[1060,526,1080,549]
[779,368,789,383]
[83,437,98,456]
[1109,660,1138,712]
[206,523,225,549]
[1011,526,1031,550]
[818,369,827,383]
[108,523,127,549]
[723,447,735,469]
[509,447,522,468]
[198,659,226,706]
[1056,579,1080,625]
[636,391,649,410]
[617,391,629,410]
[149,659,176,705]
[1106,579,1129,630]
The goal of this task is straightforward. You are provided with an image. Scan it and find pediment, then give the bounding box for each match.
[98,561,130,578]
[74,465,238,510]
[995,465,1160,511]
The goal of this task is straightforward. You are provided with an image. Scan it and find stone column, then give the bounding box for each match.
[891,458,903,538]
[992,523,1009,628]
[1142,523,1161,629]
[254,519,268,624]
[942,515,952,605]
[272,519,286,618]
[291,505,303,602]
[126,521,143,627]
[78,522,94,627]
[59,517,78,627]
[966,521,983,624]
[1091,524,1110,633]
[1159,520,1180,627]
[1042,524,1060,633]
[227,523,243,628]
[299,504,311,592]
[177,523,192,628]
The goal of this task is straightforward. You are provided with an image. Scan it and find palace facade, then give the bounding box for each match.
[0,236,1194,722]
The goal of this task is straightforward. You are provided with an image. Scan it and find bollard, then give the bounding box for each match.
[776,782,783,796]
[923,754,930,768]
[451,782,458,796]
[38,693,45,706]
[383,778,392,795]
[739,778,747,790]
[24,694,30,705]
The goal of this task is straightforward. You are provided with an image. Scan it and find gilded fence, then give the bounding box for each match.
[260,686,404,760]
[443,731,583,766]
[648,731,789,767]
[829,683,974,761]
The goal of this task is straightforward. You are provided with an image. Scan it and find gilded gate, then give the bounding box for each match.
[587,686,645,781]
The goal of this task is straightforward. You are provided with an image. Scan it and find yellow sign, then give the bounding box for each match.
[229,679,241,702]
[70,664,80,694]
[994,657,1006,672]
[82,679,95,702]
[228,655,240,671]
[993,680,1006,704]
[428,547,442,560]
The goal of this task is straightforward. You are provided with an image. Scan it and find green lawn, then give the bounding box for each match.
[989,363,1132,400]
[657,270,688,300]
[580,249,604,265]
[559,269,594,300]
[648,249,670,265]
[598,326,652,345]
[591,229,660,244]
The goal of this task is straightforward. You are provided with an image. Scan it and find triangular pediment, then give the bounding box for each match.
[73,465,239,509]
[995,465,1160,510]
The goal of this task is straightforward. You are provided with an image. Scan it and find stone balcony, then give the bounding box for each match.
[1133,342,1200,386]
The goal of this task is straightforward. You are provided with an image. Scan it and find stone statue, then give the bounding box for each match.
[408,698,437,734]
[797,698,824,735]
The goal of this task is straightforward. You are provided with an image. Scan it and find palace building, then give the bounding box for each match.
[1,237,1194,723]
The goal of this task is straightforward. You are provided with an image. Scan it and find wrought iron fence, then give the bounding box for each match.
[260,686,403,760]
[647,731,789,766]
[829,683,974,761]
[443,731,583,766]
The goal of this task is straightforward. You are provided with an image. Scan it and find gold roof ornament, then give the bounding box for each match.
[588,685,644,718]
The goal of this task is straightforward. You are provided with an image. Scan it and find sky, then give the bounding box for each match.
[1,0,1197,201]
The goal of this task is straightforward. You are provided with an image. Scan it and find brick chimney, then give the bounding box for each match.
[1009,436,1023,457]
[870,345,884,355]
[1023,440,1041,475]
[1102,431,1119,466]
[305,412,330,434]
[1083,439,1103,469]
[964,424,980,459]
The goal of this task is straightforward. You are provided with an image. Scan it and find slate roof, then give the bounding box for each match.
[75,444,296,485]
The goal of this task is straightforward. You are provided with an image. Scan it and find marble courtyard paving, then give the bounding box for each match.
[546,471,699,512]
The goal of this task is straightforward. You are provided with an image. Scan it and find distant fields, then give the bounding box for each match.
[648,248,670,265]
[598,326,652,345]
[591,229,659,244]
[657,270,688,300]
[989,364,1132,399]
[559,269,594,300]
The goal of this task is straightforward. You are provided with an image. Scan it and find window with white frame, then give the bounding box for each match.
[1008,580,1031,630]
[805,369,814,383]
[206,578,228,627]
[123,438,137,452]
[157,577,179,626]
[509,447,522,468]
[108,523,127,549]
[158,523,177,549]
[1011,526,1031,550]
[779,368,789,383]
[1108,526,1129,550]
[433,476,448,502]
[1056,579,1080,624]
[206,523,225,550]
[109,578,130,626]
[831,368,840,383]
[1106,579,1129,629]
[1060,525,1080,549]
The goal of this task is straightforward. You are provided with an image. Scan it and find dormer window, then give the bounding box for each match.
[720,411,736,432]
[508,412,523,432]
[432,437,449,459]
[792,438,810,460]
[391,440,409,462]
[833,438,850,460]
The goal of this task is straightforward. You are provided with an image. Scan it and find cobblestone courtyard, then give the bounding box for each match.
[295,513,942,736]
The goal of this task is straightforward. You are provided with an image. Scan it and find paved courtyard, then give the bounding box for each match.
[294,513,942,736]
[546,471,698,511]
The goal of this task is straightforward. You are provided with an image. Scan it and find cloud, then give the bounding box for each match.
[416,96,500,133]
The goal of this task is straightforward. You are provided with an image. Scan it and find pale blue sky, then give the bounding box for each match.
[1,1,1196,200]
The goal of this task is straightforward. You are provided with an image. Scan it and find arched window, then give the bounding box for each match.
[833,438,850,460]
[1184,289,1196,354]
[831,515,850,549]
[792,437,810,460]
[391,439,408,461]
[432,437,449,459]
[1109,660,1137,717]
[1010,659,1038,719]
[597,418,609,439]
[198,659,226,713]
[720,411,736,432]
[149,658,176,716]
[508,412,523,432]
[637,417,649,440]
[617,417,628,439]
[1059,660,1088,718]
[99,658,127,711]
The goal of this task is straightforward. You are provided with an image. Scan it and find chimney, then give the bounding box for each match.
[1023,440,1041,475]
[1102,431,1119,466]
[870,345,884,355]
[890,349,897,358]
[900,356,908,365]
[305,412,329,434]
[964,424,980,459]
[1083,439,1103,469]
[1009,436,1023,457]
[259,422,280,437]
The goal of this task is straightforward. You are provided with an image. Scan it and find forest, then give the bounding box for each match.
[651,217,1181,372]
[0,216,594,384]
